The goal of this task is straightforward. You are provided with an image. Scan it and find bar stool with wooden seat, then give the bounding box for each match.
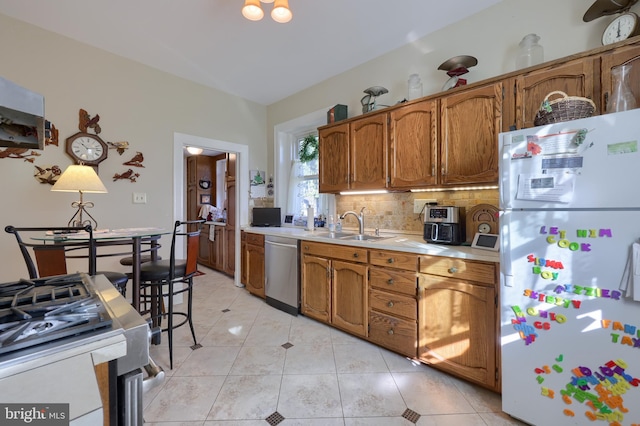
[4,225,128,295]
[138,219,203,369]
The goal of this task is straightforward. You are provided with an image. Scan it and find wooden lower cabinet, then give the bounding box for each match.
[298,241,500,391]
[301,241,367,336]
[367,249,418,358]
[301,254,331,323]
[197,225,225,272]
[240,231,247,285]
[244,232,265,298]
[418,255,499,391]
[331,260,367,337]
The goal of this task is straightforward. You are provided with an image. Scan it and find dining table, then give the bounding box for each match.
[37,227,170,313]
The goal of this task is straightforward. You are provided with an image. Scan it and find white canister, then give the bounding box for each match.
[306,207,315,231]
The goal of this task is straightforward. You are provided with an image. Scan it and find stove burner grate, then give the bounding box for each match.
[0,274,113,355]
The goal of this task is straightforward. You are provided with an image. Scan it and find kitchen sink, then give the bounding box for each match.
[340,234,390,241]
[315,231,355,239]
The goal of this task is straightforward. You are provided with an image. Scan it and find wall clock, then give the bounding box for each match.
[65,132,108,167]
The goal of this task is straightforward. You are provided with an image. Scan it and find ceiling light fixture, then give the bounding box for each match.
[186,146,203,155]
[242,0,292,23]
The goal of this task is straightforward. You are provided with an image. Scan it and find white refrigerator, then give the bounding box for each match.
[499,109,640,425]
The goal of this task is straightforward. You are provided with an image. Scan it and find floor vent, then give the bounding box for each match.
[281,342,294,349]
[402,408,421,424]
[265,411,285,425]
[222,308,230,313]
[191,343,203,350]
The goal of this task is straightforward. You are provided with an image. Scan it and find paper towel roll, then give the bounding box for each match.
[306,207,315,231]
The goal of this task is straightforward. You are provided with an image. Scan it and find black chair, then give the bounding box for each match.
[5,225,129,296]
[138,219,203,369]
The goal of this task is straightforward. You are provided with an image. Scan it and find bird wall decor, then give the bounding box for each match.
[78,108,101,134]
[113,168,140,182]
[0,147,41,161]
[33,164,62,184]
[107,140,130,155]
[123,151,144,167]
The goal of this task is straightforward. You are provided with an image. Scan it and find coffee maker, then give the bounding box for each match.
[423,206,465,245]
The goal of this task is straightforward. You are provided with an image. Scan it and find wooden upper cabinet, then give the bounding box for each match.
[600,44,640,113]
[319,122,350,193]
[440,82,502,186]
[350,112,388,190]
[389,99,438,189]
[514,58,595,129]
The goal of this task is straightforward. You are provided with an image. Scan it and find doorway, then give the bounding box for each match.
[173,133,249,288]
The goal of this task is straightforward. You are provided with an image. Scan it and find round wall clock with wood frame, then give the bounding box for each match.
[65,132,109,167]
[465,203,499,243]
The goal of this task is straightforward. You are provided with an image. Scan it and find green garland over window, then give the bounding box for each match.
[299,135,319,163]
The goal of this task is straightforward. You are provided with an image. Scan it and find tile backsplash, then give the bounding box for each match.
[336,189,499,235]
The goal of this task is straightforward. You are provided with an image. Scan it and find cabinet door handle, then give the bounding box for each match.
[353,253,359,258]
[387,258,394,264]
[387,278,394,285]
[387,301,394,308]
[387,329,394,335]
[448,267,458,273]
[304,245,309,250]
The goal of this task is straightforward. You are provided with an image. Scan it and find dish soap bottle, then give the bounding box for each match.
[516,34,544,70]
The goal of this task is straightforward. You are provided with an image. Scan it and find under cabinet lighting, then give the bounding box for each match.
[410,185,498,192]
[339,190,388,195]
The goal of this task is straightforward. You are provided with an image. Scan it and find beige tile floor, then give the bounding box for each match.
[142,266,526,425]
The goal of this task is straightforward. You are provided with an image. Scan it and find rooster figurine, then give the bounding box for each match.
[78,108,101,134]
[123,151,144,167]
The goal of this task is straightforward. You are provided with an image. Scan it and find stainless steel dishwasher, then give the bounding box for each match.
[264,235,300,316]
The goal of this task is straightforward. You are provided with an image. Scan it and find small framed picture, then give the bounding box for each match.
[200,194,211,204]
[471,232,500,251]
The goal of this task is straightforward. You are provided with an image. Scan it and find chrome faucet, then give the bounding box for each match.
[339,207,366,235]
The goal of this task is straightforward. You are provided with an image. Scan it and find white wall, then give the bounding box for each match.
[0,13,267,281]
[266,0,614,172]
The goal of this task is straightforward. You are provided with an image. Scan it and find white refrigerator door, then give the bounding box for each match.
[500,209,640,425]
[499,109,640,210]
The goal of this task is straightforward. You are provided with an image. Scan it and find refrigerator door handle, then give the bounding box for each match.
[500,210,513,287]
[499,136,511,209]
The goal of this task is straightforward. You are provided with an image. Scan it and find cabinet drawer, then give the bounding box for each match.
[368,311,417,358]
[369,249,417,271]
[369,267,416,296]
[301,241,367,263]
[419,255,496,285]
[369,289,416,320]
[246,233,264,246]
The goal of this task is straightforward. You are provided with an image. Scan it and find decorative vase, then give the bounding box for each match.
[607,64,637,113]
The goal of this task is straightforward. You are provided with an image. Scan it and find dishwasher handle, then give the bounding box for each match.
[265,240,298,249]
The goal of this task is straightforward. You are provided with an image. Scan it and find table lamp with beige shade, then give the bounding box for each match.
[51,164,108,229]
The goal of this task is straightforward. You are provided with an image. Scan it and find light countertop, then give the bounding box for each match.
[205,221,227,226]
[242,226,499,263]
